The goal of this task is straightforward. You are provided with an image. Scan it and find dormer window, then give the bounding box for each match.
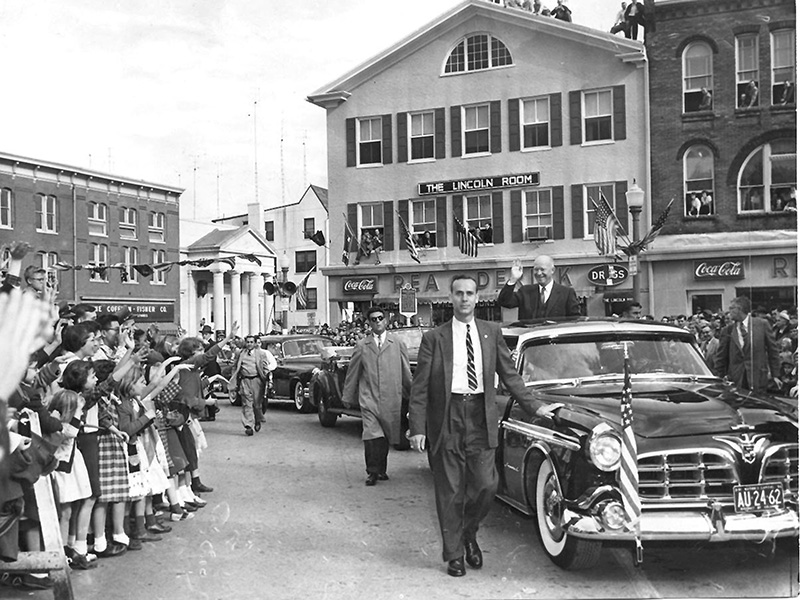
[444,34,512,75]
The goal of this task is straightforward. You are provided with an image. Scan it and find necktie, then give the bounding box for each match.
[537,286,546,318]
[738,321,748,347]
[466,324,477,390]
[376,335,382,349]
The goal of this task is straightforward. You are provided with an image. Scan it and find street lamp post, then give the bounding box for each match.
[279,253,290,333]
[625,182,645,305]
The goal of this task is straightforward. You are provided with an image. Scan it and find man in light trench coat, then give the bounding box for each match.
[341,306,412,486]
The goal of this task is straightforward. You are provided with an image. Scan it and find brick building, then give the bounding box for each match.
[309,0,650,323]
[0,152,183,326]
[647,0,796,315]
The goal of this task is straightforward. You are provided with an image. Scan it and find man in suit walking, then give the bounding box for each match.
[229,335,277,436]
[497,255,581,320]
[713,296,781,393]
[409,275,538,577]
[342,306,412,486]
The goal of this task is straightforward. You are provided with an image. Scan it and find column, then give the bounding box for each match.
[248,273,261,335]
[230,270,242,331]
[212,269,225,332]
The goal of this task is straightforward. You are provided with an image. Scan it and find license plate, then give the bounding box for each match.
[733,482,784,513]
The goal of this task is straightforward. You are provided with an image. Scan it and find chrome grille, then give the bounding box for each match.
[638,450,739,501]
[760,444,799,493]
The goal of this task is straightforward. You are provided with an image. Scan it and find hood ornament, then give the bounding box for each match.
[713,433,771,464]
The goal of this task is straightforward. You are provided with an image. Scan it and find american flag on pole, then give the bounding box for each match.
[454,216,479,258]
[396,212,421,264]
[591,194,618,257]
[630,197,675,253]
[619,350,642,544]
[295,266,316,309]
[342,218,357,266]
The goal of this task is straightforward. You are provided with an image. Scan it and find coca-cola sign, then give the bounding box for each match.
[343,276,377,295]
[694,258,745,280]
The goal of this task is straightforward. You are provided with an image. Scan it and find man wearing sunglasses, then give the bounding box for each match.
[341,306,411,486]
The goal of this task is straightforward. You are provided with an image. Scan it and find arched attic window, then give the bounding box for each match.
[444,34,512,74]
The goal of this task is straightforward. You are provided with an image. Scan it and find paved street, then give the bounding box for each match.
[3,401,797,600]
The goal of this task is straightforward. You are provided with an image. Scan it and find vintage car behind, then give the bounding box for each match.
[497,318,798,570]
[258,334,334,412]
[310,327,430,430]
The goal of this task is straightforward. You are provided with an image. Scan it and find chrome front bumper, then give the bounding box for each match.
[564,507,800,542]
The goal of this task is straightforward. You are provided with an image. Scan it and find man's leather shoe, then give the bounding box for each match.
[254,421,261,432]
[377,473,389,481]
[465,539,483,569]
[365,474,378,486]
[245,426,254,436]
[447,557,466,577]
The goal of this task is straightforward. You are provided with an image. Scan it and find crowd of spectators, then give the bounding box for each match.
[0,241,224,591]
[488,0,573,21]
[291,317,409,347]
[657,306,798,397]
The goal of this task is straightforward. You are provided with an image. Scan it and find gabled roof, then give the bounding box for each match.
[263,184,329,212]
[188,225,275,256]
[309,185,329,210]
[308,0,643,106]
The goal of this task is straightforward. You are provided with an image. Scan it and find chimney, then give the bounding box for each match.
[247,202,264,237]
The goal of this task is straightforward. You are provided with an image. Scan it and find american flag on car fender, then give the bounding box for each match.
[619,352,642,539]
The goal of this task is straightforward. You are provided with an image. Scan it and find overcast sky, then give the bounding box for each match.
[0,0,623,222]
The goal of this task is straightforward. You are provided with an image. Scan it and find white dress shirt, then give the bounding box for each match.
[451,318,484,394]
[539,280,554,304]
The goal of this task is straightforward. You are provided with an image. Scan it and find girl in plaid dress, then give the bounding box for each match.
[92,360,131,556]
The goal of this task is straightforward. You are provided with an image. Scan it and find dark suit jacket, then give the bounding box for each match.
[497,281,581,320]
[713,316,781,392]
[408,319,537,455]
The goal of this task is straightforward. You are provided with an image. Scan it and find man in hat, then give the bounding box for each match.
[342,306,412,486]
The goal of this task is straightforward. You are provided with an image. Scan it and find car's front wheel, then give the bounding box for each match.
[532,455,601,570]
[292,380,313,413]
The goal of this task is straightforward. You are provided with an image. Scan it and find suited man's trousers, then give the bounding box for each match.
[429,395,497,562]
[239,377,265,429]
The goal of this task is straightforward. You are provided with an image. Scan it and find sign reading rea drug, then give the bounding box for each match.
[588,264,629,287]
[417,172,540,196]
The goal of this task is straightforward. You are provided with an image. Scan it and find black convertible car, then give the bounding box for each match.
[497,318,798,570]
[309,327,430,429]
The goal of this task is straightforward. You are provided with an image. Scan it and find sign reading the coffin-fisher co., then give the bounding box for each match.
[417,173,540,196]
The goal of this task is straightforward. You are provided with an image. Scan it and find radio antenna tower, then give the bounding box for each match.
[253,93,260,204]
[280,117,286,204]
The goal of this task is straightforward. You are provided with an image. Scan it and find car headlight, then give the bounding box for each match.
[586,423,621,471]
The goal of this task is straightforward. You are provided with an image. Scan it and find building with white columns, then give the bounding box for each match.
[179,218,277,336]
[213,184,331,330]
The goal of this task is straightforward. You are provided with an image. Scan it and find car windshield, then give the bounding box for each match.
[519,333,711,383]
[282,338,333,357]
